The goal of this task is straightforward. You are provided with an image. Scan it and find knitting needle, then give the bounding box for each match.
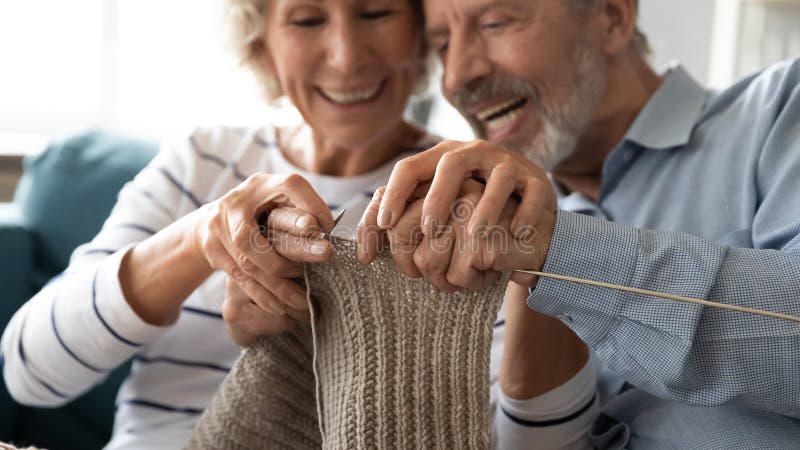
[322,208,347,241]
[514,269,800,325]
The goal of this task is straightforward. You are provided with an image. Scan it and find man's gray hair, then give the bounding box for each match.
[566,0,651,58]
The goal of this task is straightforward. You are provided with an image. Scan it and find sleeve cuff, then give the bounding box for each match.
[499,357,597,423]
[95,244,169,345]
[526,210,640,347]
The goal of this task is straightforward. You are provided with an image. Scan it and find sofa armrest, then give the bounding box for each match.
[0,203,34,322]
[0,203,33,438]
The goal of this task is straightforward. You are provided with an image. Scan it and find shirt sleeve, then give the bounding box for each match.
[528,207,800,418]
[0,133,203,407]
[526,78,800,419]
[489,306,599,449]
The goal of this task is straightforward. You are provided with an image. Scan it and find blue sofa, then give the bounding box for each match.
[0,131,158,449]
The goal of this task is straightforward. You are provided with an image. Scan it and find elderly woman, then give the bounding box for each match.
[1,0,596,449]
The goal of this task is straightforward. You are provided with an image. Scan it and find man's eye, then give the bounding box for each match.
[438,43,449,55]
[481,19,510,30]
[292,17,325,27]
[361,10,393,20]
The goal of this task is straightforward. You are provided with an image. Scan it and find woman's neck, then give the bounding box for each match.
[277,121,423,177]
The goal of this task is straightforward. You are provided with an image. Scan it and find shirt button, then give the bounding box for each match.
[556,314,574,324]
[622,150,635,163]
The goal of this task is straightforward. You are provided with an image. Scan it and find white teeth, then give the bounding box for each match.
[321,86,381,105]
[476,98,525,121]
[485,104,525,132]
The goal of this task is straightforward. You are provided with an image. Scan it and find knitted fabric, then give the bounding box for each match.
[187,237,507,449]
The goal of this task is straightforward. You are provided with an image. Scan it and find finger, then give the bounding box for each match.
[283,305,311,324]
[204,236,288,314]
[444,190,502,291]
[213,230,308,310]
[422,142,514,237]
[378,140,464,229]
[218,210,303,278]
[413,233,458,293]
[509,177,552,240]
[267,207,323,238]
[226,175,333,274]
[266,229,332,263]
[252,274,309,311]
[263,173,335,232]
[388,229,423,278]
[357,187,386,265]
[469,164,516,236]
[447,248,502,291]
[387,198,425,277]
[222,278,300,346]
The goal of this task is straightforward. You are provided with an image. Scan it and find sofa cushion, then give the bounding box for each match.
[13,130,158,289]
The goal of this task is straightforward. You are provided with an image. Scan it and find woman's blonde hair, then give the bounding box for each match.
[225,0,432,102]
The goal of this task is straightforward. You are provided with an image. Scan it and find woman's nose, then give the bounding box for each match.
[326,21,368,74]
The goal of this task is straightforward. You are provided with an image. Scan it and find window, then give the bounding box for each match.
[0,0,276,153]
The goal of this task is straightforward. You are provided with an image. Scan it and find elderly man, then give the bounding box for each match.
[358,0,800,448]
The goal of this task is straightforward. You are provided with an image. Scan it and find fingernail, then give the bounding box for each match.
[310,241,328,255]
[291,293,307,309]
[295,214,312,229]
[423,215,439,237]
[268,300,285,314]
[378,207,393,228]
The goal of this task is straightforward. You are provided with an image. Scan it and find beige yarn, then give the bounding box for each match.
[187,237,507,449]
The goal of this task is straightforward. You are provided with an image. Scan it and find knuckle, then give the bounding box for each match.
[248,172,268,184]
[221,301,243,323]
[445,269,467,288]
[394,158,416,175]
[282,173,307,190]
[231,267,249,283]
[238,255,256,273]
[439,151,461,167]
[233,226,253,251]
[253,289,274,309]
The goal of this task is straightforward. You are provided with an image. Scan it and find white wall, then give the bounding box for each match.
[638,0,718,83]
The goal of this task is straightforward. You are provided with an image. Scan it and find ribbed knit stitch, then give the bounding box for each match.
[187,237,507,449]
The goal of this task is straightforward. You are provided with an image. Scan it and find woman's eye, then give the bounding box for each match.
[361,10,393,20]
[291,17,325,27]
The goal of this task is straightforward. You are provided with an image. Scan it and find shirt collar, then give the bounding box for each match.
[624,62,709,150]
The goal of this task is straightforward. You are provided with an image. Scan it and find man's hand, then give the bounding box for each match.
[357,140,558,287]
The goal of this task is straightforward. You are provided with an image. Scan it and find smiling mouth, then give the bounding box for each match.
[318,81,385,106]
[476,97,529,132]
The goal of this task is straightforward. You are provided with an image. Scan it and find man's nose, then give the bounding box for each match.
[442,34,492,96]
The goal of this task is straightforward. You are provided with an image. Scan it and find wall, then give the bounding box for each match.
[638,0,719,83]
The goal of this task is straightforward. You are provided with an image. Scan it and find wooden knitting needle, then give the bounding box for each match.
[514,269,800,325]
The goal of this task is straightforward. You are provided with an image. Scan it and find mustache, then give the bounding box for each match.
[453,75,542,113]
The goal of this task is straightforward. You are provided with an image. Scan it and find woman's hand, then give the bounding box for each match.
[194,173,335,315]
[222,277,310,347]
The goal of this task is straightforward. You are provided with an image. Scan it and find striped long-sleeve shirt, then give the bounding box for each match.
[2,124,598,449]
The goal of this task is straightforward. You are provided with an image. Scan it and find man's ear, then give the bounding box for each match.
[599,0,637,56]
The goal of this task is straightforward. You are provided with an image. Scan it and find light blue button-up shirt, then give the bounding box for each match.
[529,60,800,449]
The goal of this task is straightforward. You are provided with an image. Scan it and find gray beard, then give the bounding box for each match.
[475,43,607,171]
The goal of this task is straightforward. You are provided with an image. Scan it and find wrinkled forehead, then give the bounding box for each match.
[423,0,537,34]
